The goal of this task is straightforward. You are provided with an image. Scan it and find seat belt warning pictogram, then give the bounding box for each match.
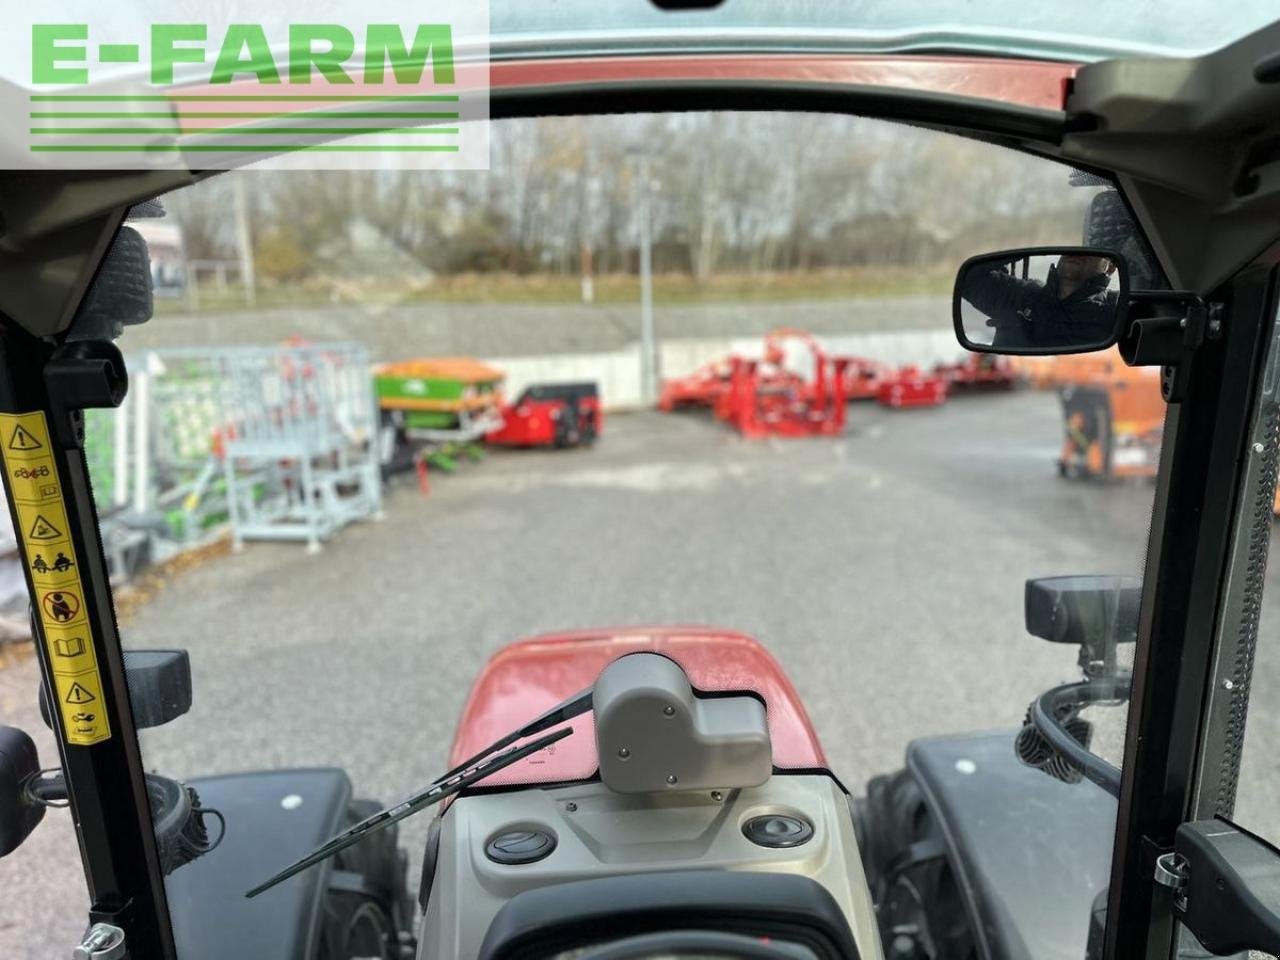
[0,411,111,747]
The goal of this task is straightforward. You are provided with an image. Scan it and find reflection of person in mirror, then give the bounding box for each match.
[962,254,1119,349]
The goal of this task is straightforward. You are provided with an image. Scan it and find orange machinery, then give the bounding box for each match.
[1017,352,1119,391]
[1055,349,1165,479]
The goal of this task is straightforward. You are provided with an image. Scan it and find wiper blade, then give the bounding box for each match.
[442,686,593,781]
[248,686,593,898]
[246,725,572,898]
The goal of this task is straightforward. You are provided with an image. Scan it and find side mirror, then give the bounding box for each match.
[1170,818,1280,956]
[67,225,154,342]
[39,649,191,732]
[0,726,45,857]
[1026,575,1140,674]
[954,246,1128,355]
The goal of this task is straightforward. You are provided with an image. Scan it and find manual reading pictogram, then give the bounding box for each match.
[52,636,85,658]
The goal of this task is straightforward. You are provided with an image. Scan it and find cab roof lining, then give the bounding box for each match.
[1,20,1279,337]
[1060,19,1280,290]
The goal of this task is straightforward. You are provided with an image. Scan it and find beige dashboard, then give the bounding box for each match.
[417,773,883,959]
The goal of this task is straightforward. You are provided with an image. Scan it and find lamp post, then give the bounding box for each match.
[232,174,256,307]
[630,149,656,405]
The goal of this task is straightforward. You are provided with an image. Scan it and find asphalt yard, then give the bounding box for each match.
[5,392,1280,957]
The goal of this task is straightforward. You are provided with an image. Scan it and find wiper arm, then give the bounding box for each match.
[247,686,593,898]
[246,725,572,898]
[442,686,593,781]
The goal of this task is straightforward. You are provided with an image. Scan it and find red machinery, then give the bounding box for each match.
[714,328,850,438]
[487,382,602,448]
[842,356,893,400]
[876,365,949,409]
[451,627,827,788]
[933,354,1020,390]
[658,359,732,412]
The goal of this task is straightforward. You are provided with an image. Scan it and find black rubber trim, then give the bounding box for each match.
[417,815,442,913]
[1030,675,1130,797]
[491,80,1065,146]
[476,869,859,960]
[578,930,813,960]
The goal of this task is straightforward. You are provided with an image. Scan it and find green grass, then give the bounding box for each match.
[154,267,954,314]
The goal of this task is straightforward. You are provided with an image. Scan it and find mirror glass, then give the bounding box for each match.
[955,250,1125,354]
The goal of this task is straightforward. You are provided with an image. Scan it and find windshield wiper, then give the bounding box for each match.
[246,686,593,898]
[442,686,593,782]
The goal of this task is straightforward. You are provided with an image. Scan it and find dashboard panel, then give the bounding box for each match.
[417,773,882,960]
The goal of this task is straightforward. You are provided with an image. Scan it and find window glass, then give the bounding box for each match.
[3,113,1166,958]
[485,0,1279,61]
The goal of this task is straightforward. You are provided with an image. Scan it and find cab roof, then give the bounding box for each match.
[482,0,1280,63]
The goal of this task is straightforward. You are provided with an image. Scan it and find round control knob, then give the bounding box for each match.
[742,814,813,849]
[485,829,557,865]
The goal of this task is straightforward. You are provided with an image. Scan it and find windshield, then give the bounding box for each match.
[488,0,1279,61]
[3,112,1167,958]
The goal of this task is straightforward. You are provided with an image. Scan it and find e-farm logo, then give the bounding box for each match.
[32,24,454,88]
[15,8,488,170]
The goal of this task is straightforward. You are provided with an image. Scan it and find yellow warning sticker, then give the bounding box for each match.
[7,459,59,504]
[52,669,109,745]
[42,623,98,676]
[4,420,46,458]
[15,498,70,543]
[0,411,110,746]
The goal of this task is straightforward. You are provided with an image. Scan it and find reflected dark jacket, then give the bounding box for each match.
[961,265,1117,349]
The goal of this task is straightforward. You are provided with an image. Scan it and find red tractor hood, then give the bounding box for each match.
[450,627,828,788]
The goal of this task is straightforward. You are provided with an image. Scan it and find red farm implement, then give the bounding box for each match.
[842,356,893,400]
[933,354,1020,391]
[713,328,850,438]
[487,382,602,449]
[875,365,949,409]
[658,359,732,412]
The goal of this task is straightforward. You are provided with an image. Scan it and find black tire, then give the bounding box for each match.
[553,411,576,448]
[318,799,412,959]
[321,892,395,960]
[378,412,414,480]
[857,769,976,960]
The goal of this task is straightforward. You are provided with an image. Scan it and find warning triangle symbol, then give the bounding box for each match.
[28,514,62,541]
[65,682,95,705]
[8,425,42,451]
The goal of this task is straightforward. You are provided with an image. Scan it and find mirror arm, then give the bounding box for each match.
[1030,676,1128,798]
[1119,293,1224,403]
[1160,819,1280,956]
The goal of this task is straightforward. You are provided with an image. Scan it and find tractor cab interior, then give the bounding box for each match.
[4,5,1280,960]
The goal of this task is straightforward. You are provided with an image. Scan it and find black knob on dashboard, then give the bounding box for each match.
[486,829,557,865]
[742,814,813,849]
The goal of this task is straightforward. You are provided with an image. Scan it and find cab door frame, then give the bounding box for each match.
[1105,253,1280,959]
